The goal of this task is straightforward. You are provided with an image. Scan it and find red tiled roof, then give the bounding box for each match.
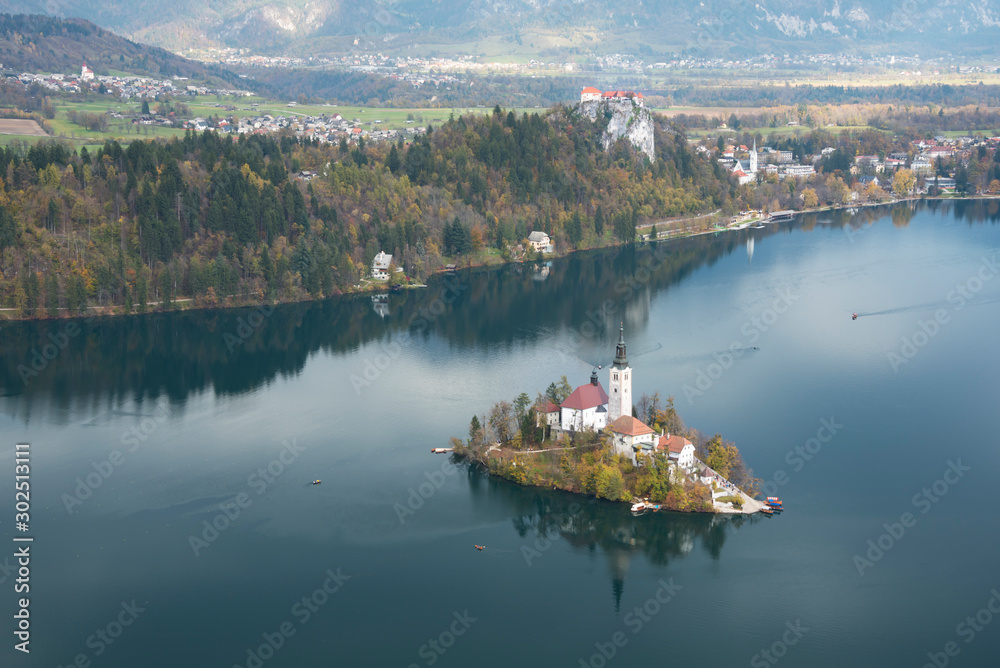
[561,382,608,411]
[540,400,560,414]
[581,86,601,94]
[609,416,655,437]
[657,434,693,453]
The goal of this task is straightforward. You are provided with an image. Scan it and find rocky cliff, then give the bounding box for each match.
[579,100,655,163]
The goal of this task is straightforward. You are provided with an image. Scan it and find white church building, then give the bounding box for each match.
[559,369,609,432]
[731,140,758,185]
[558,325,633,434]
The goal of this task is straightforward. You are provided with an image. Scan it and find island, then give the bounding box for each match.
[448,326,766,514]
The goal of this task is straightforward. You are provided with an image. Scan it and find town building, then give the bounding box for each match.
[538,400,561,428]
[730,140,758,185]
[609,416,656,465]
[372,251,393,281]
[781,164,816,178]
[527,230,552,253]
[658,434,695,470]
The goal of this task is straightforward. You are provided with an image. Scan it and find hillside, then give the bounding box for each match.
[9,0,1000,56]
[0,106,733,319]
[0,14,253,89]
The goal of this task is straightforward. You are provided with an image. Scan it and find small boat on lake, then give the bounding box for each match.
[312,480,322,485]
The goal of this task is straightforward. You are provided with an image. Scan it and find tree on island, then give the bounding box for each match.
[469,415,482,443]
[488,400,516,446]
[700,434,758,495]
[545,376,573,404]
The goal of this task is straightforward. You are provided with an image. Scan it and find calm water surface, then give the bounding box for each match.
[2,200,999,668]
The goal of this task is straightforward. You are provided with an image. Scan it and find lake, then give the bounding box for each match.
[2,200,999,668]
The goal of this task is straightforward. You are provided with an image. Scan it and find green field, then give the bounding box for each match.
[14,93,544,147]
[8,87,1000,150]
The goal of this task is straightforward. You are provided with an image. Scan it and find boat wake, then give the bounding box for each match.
[855,294,1000,318]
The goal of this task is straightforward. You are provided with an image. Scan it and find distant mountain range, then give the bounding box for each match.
[5,0,1000,57]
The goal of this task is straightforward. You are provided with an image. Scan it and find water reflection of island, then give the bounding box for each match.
[469,469,763,612]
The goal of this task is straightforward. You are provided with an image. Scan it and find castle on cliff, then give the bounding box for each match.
[580,87,645,106]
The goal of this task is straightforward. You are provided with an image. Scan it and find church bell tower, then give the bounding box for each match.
[608,324,632,422]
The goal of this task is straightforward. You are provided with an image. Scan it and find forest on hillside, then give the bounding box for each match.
[0,105,735,318]
[0,14,247,88]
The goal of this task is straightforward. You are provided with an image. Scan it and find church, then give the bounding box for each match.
[554,325,633,434]
[538,325,671,466]
[731,140,758,185]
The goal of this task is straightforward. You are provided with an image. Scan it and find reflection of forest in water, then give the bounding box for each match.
[465,464,763,612]
[2,199,997,414]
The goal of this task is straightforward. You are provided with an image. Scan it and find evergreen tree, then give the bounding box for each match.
[469,415,482,445]
[44,270,59,313]
[594,205,605,237]
[385,145,401,174]
[67,275,87,314]
[136,271,148,313]
[22,270,39,316]
[0,204,17,252]
[159,267,173,309]
[567,211,583,245]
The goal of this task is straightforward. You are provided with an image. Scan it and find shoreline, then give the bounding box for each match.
[2,194,995,323]
[452,440,764,516]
